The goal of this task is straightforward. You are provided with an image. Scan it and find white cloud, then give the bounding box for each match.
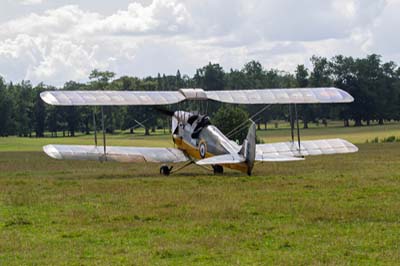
[0,0,398,86]
[91,0,190,35]
[16,0,44,5]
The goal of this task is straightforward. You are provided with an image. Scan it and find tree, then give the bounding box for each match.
[14,81,34,137]
[226,69,248,90]
[212,105,250,143]
[63,81,83,136]
[295,65,308,88]
[33,84,46,137]
[242,60,264,88]
[176,70,183,89]
[194,63,226,90]
[330,55,356,126]
[0,77,14,136]
[295,64,312,128]
[353,54,382,126]
[308,56,333,128]
[89,69,116,86]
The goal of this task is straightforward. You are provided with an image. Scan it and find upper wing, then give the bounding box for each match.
[205,87,353,104]
[40,90,185,106]
[256,138,358,161]
[41,87,353,106]
[44,144,189,163]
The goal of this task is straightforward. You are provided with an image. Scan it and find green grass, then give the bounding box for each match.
[1,124,400,265]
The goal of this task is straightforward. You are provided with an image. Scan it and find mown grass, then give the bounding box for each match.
[0,124,400,265]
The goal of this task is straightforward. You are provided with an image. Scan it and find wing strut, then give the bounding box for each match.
[93,107,98,146]
[289,104,295,142]
[101,106,107,161]
[288,104,302,154]
[294,104,301,153]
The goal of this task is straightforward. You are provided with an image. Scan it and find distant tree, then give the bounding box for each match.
[33,84,46,137]
[329,55,356,126]
[63,81,83,136]
[176,70,183,89]
[14,81,34,137]
[295,64,312,128]
[89,69,116,87]
[242,60,264,88]
[194,63,225,90]
[1,54,400,137]
[46,105,61,137]
[212,105,250,143]
[295,65,309,88]
[156,73,163,90]
[264,69,283,87]
[0,77,14,136]
[310,56,332,87]
[353,54,382,126]
[226,69,248,90]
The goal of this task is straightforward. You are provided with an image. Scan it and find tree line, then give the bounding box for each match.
[0,54,399,138]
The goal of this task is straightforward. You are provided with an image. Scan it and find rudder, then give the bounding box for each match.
[239,120,256,175]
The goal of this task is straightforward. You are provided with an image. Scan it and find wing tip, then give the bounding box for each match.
[333,138,359,153]
[334,87,354,103]
[43,144,63,159]
[40,91,60,105]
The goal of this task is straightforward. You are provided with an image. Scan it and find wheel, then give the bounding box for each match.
[212,165,223,174]
[160,165,172,176]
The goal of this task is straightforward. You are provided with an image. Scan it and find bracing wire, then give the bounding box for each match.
[226,104,272,138]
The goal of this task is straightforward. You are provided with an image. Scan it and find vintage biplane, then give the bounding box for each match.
[40,87,358,176]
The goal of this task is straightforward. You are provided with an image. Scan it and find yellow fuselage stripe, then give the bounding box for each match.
[173,136,249,173]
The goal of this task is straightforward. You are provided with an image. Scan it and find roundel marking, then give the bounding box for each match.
[199,141,207,158]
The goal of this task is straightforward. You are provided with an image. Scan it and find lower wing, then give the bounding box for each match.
[43,145,189,163]
[256,138,358,162]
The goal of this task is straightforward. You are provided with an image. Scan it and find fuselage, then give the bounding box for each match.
[171,111,249,173]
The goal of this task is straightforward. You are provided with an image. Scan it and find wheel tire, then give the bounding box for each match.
[160,165,171,176]
[212,165,223,175]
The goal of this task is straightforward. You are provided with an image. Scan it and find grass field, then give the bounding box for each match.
[1,123,400,265]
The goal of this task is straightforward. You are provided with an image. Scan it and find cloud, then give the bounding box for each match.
[90,0,191,35]
[0,5,100,38]
[0,0,398,86]
[367,0,400,56]
[16,0,45,5]
[0,2,191,85]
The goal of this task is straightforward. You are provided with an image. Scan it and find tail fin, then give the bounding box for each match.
[239,121,256,175]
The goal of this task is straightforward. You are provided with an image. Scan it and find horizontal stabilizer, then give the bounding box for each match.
[43,145,189,163]
[196,154,245,165]
[256,138,358,160]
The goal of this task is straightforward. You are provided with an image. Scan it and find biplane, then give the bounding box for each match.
[40,87,358,176]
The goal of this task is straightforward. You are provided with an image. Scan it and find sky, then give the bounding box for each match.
[0,0,399,86]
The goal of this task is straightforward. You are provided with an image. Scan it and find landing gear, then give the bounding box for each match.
[212,165,224,175]
[160,165,173,176]
[247,168,252,176]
